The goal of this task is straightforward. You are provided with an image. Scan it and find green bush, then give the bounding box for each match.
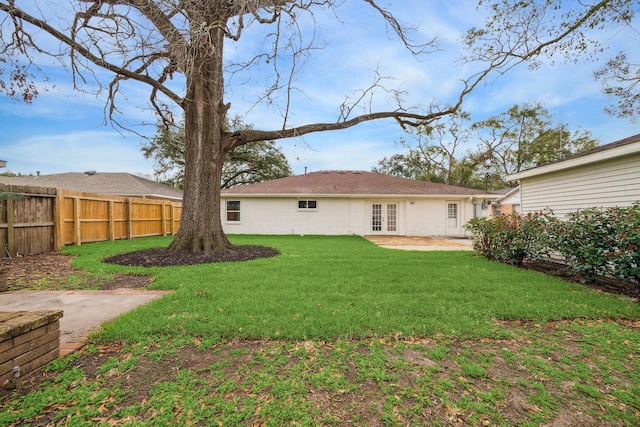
[552,203,640,285]
[465,212,555,265]
[466,203,640,288]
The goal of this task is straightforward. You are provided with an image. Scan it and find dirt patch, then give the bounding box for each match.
[0,253,152,291]
[3,326,635,426]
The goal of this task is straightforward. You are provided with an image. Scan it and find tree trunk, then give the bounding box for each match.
[168,16,233,253]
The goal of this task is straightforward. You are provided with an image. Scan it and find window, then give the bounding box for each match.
[298,200,317,209]
[447,203,458,227]
[226,200,240,222]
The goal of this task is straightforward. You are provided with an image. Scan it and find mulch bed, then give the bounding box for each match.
[104,245,280,267]
[519,260,640,301]
[0,245,280,291]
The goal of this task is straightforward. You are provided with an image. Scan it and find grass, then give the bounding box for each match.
[3,321,639,426]
[59,234,640,343]
[2,235,639,426]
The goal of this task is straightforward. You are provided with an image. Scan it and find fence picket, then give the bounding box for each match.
[0,185,182,257]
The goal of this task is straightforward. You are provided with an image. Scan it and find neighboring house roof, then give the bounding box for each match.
[489,187,516,196]
[492,186,519,198]
[492,186,521,204]
[506,133,640,181]
[0,172,183,201]
[222,170,494,198]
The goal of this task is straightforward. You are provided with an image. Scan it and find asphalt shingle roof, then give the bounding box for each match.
[222,170,493,197]
[0,172,183,200]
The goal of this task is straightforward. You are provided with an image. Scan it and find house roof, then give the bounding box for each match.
[0,172,183,201]
[222,170,494,198]
[506,133,640,181]
[492,186,520,203]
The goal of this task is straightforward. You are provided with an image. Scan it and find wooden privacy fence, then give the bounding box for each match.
[0,184,182,258]
[0,185,57,258]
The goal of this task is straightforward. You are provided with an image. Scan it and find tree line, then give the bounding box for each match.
[146,102,599,192]
[373,102,599,190]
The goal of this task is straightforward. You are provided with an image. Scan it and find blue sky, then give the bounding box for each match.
[1,1,638,178]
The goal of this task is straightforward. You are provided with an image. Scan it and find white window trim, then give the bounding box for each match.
[297,199,318,211]
[226,200,241,223]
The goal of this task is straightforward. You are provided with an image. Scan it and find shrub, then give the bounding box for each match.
[466,203,640,289]
[552,203,640,285]
[465,212,555,265]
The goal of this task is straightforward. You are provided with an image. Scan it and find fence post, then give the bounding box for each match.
[6,198,14,257]
[74,197,81,246]
[108,200,115,241]
[53,190,62,251]
[161,203,167,236]
[127,198,133,240]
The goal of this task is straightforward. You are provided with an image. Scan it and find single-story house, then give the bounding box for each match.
[220,170,495,237]
[505,133,640,216]
[0,172,183,201]
[491,186,521,215]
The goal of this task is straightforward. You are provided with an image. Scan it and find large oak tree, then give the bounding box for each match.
[143,116,292,189]
[2,0,635,254]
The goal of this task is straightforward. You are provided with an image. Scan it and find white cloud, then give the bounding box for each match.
[2,131,155,176]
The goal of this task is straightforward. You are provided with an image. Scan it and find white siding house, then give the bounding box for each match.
[506,134,640,217]
[491,186,521,215]
[221,171,495,237]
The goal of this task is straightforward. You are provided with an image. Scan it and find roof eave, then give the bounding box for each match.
[221,193,494,199]
[506,140,640,181]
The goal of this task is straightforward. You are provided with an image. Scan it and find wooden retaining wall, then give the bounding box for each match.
[0,184,182,257]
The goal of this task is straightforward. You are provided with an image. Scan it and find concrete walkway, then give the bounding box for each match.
[0,289,169,355]
[365,235,473,251]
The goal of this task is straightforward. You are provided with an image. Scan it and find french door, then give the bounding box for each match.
[371,202,398,234]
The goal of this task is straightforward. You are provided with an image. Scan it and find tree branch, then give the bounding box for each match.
[0,2,184,106]
[225,108,458,149]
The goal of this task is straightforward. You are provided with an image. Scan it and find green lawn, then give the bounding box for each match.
[60,234,639,343]
[2,235,639,426]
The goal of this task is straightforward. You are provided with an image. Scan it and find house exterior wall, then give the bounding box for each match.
[221,196,486,237]
[501,190,521,207]
[518,152,640,217]
[222,197,366,235]
[493,188,521,215]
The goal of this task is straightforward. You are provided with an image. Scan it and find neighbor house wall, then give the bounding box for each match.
[519,153,640,217]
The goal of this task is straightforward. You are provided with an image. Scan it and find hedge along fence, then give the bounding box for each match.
[0,184,182,258]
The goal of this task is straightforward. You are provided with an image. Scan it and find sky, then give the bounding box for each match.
[1,1,638,179]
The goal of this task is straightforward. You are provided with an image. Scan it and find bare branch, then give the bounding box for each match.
[0,2,183,106]
[225,107,458,150]
[362,0,440,55]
